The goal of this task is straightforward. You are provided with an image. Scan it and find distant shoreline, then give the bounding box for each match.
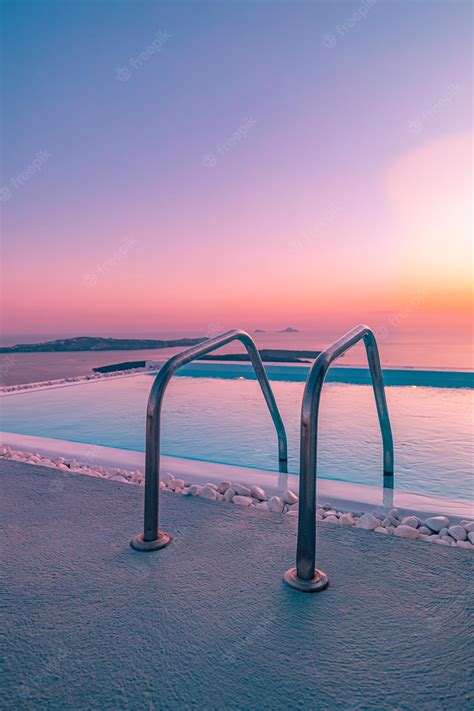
[0,336,206,354]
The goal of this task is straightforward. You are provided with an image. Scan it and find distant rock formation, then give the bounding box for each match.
[94,348,321,371]
[276,327,300,333]
[254,329,266,333]
[0,336,206,353]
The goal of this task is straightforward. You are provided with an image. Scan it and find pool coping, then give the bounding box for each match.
[2,431,471,520]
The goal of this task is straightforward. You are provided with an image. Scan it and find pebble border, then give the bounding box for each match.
[2,445,473,550]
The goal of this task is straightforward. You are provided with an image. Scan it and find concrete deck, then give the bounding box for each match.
[2,461,473,710]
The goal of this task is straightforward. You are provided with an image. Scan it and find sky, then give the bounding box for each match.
[1,0,472,338]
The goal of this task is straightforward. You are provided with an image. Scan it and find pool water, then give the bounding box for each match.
[1,372,472,501]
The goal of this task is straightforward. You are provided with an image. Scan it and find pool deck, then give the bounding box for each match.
[2,460,473,710]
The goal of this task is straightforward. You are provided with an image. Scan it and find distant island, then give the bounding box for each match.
[0,336,206,353]
[93,348,321,373]
[276,327,300,333]
[200,348,316,363]
[254,329,266,333]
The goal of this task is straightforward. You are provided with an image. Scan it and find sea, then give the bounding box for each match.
[0,326,472,387]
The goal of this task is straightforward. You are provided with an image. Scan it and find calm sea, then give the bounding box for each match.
[0,327,472,386]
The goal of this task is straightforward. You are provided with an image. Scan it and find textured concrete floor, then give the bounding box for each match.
[2,460,473,711]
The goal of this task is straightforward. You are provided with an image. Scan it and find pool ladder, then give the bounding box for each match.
[283,323,393,592]
[130,329,288,551]
[131,324,394,595]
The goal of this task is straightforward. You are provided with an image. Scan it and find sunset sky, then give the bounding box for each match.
[1,0,472,337]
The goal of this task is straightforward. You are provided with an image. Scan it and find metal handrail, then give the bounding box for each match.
[131,329,288,551]
[284,324,394,592]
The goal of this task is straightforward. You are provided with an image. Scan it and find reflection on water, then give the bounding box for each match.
[1,374,472,501]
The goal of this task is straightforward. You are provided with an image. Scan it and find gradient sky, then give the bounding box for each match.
[1,0,472,336]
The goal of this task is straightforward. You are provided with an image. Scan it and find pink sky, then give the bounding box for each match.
[1,1,472,338]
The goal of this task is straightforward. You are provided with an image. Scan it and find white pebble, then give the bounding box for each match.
[187,484,202,496]
[323,515,339,525]
[159,481,165,490]
[425,516,449,533]
[394,525,419,539]
[464,522,474,533]
[418,526,432,535]
[356,513,381,531]
[439,527,449,537]
[254,501,269,511]
[162,472,174,484]
[250,485,267,501]
[322,509,338,518]
[224,487,235,503]
[448,525,467,541]
[339,513,355,526]
[457,540,474,550]
[282,490,298,505]
[110,474,127,483]
[168,478,185,491]
[374,526,388,534]
[233,483,251,497]
[468,532,474,544]
[435,539,450,546]
[233,495,253,507]
[400,516,420,529]
[267,496,284,513]
[218,481,232,494]
[200,485,217,500]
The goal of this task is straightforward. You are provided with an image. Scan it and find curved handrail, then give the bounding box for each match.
[131,329,288,550]
[284,324,394,592]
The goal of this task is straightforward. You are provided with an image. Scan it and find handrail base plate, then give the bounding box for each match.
[283,567,329,593]
[130,532,171,552]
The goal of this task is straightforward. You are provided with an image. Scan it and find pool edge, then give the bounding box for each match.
[1,431,471,521]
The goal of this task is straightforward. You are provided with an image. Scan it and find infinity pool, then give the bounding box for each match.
[1,370,472,501]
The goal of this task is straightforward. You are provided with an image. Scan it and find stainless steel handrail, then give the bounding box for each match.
[284,324,394,592]
[131,329,288,551]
